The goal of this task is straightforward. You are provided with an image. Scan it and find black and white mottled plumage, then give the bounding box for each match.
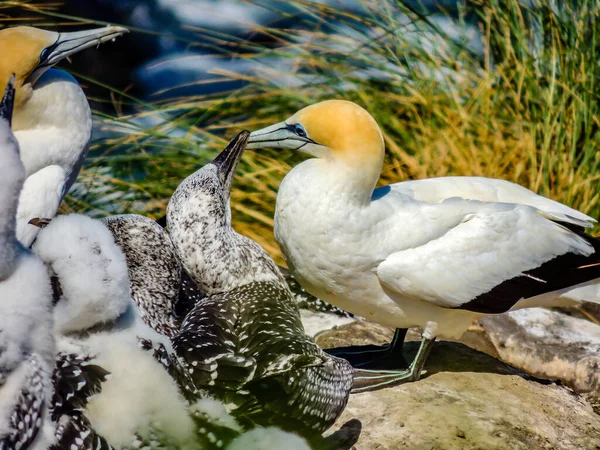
[50,353,109,422]
[101,214,186,338]
[165,131,353,439]
[49,353,113,450]
[0,356,50,450]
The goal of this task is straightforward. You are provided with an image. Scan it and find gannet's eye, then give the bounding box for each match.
[40,48,50,61]
[294,124,307,138]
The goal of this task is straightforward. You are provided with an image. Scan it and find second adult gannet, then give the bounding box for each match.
[247,99,600,391]
[166,131,354,441]
[0,24,128,246]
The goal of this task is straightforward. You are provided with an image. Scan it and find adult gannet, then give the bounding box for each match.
[247,99,600,392]
[166,131,354,441]
[0,24,128,247]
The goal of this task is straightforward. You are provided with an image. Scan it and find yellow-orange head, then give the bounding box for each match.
[248,100,384,168]
[248,100,385,197]
[0,27,58,106]
[0,25,128,108]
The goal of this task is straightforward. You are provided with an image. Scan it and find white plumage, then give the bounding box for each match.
[33,214,131,335]
[0,77,55,450]
[247,99,600,388]
[14,70,90,247]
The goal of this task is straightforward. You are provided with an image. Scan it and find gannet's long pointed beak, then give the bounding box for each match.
[247,121,313,150]
[29,25,129,84]
[0,74,15,125]
[212,130,250,195]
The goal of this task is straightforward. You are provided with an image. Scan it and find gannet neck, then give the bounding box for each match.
[168,167,281,294]
[168,131,281,293]
[13,69,92,183]
[309,155,383,206]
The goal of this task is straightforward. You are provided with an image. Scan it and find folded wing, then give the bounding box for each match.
[377,200,598,313]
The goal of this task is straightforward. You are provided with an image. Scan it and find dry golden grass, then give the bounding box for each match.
[3,0,600,263]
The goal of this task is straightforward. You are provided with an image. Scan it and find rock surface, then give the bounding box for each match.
[317,321,600,450]
[477,308,600,393]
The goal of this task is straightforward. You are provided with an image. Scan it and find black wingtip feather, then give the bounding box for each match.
[460,226,600,314]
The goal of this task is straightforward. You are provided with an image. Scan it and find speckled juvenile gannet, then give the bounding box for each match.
[0,76,55,450]
[0,25,128,247]
[31,214,200,450]
[101,214,191,338]
[247,99,600,392]
[166,131,354,440]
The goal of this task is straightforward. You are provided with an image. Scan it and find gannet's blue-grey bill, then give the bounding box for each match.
[247,121,315,150]
[0,74,15,125]
[29,25,129,84]
[212,130,250,193]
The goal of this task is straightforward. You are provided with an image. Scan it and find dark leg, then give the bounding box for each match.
[325,328,409,369]
[351,336,436,393]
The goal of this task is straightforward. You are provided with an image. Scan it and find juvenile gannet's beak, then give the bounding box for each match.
[28,25,129,84]
[247,121,315,151]
[0,74,15,125]
[212,130,250,195]
[28,217,52,228]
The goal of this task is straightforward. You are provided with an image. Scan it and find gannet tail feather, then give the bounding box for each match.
[458,221,600,313]
[233,356,353,435]
[378,203,600,315]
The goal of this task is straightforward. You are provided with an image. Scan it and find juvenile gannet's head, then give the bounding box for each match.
[0,25,128,106]
[247,100,385,169]
[168,131,250,227]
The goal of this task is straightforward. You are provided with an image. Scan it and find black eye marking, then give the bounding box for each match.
[293,123,307,138]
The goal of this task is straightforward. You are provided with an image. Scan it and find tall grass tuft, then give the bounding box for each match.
[6,0,600,262]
